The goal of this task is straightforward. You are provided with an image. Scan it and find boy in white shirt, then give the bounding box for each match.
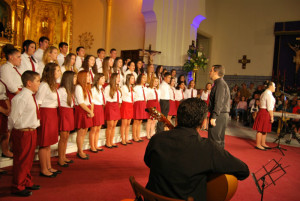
[57,42,68,67]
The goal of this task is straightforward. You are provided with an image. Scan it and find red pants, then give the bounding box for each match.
[11,129,37,192]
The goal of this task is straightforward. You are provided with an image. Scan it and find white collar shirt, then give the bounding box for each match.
[8,87,40,130]
[260,89,275,111]
[121,85,134,103]
[146,87,160,101]
[200,90,210,101]
[96,58,103,73]
[57,53,66,67]
[75,85,91,106]
[104,85,122,103]
[91,86,105,105]
[75,56,84,71]
[36,82,58,108]
[169,86,176,101]
[124,70,137,84]
[0,62,23,93]
[33,48,44,63]
[175,89,184,101]
[133,85,147,102]
[20,53,39,73]
[0,81,8,100]
[57,87,74,108]
[184,88,197,99]
[159,81,170,100]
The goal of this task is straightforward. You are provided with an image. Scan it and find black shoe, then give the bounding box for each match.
[39,172,56,178]
[105,144,113,149]
[96,148,104,151]
[112,144,118,148]
[76,153,89,160]
[133,140,140,143]
[262,146,272,150]
[138,139,144,142]
[57,162,69,167]
[1,153,13,158]
[126,141,133,144]
[0,170,8,175]
[121,142,127,146]
[89,149,98,153]
[12,189,32,197]
[65,160,74,164]
[26,185,40,190]
[50,169,62,174]
[255,146,267,151]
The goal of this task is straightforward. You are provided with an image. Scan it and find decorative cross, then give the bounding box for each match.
[143,44,161,65]
[238,55,251,69]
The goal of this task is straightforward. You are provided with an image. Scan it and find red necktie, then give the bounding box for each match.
[101,89,106,104]
[13,67,22,77]
[142,86,146,101]
[29,57,35,71]
[90,69,94,82]
[154,89,158,102]
[87,91,92,104]
[191,89,193,98]
[172,88,175,99]
[32,94,40,119]
[117,89,119,103]
[131,87,133,102]
[182,90,184,99]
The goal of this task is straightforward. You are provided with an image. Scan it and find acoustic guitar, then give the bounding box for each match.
[146,107,238,201]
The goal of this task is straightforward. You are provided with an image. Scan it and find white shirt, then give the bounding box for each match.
[159,81,170,100]
[116,71,124,88]
[36,82,58,108]
[96,58,103,73]
[0,62,23,93]
[146,88,160,101]
[8,88,40,130]
[75,85,91,106]
[91,86,105,105]
[169,87,176,101]
[249,99,255,108]
[57,87,74,108]
[133,85,147,102]
[122,65,128,73]
[121,85,134,103]
[260,89,275,111]
[200,90,210,101]
[124,70,137,84]
[184,88,197,99]
[75,56,84,71]
[175,89,184,101]
[33,48,44,63]
[104,85,122,103]
[20,53,39,73]
[38,62,45,76]
[57,53,66,67]
[0,81,8,100]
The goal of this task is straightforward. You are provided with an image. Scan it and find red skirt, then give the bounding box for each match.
[121,101,133,119]
[147,100,161,119]
[175,100,181,110]
[253,109,272,133]
[133,101,148,120]
[58,107,75,131]
[38,108,59,147]
[93,104,105,126]
[0,100,8,135]
[168,100,177,116]
[75,105,93,129]
[105,102,121,121]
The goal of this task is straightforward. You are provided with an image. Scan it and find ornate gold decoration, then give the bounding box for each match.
[78,32,94,50]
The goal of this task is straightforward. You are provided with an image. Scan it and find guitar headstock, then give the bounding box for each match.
[145,107,174,129]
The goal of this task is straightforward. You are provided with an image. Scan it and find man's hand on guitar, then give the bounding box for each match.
[210,118,216,127]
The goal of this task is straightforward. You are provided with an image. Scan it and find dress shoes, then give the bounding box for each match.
[262,146,272,150]
[255,146,267,151]
[126,141,133,144]
[65,160,74,164]
[26,184,40,190]
[121,142,127,146]
[112,144,118,148]
[12,189,32,197]
[89,149,98,153]
[39,172,56,178]
[1,153,13,158]
[76,153,89,160]
[105,144,113,148]
[133,140,140,143]
[138,139,144,142]
[97,148,104,151]
[50,169,62,174]
[57,162,69,167]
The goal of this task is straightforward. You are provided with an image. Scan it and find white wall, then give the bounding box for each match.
[198,0,300,76]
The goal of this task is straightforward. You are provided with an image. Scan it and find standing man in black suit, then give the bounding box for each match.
[208,65,230,148]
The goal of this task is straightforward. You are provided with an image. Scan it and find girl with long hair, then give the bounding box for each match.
[20,40,39,73]
[135,60,145,76]
[168,77,177,121]
[75,71,94,159]
[36,63,62,177]
[155,65,163,83]
[178,74,187,86]
[39,46,58,76]
[81,55,97,84]
[184,80,197,99]
[124,61,138,81]
[57,71,77,167]
[102,56,114,84]
[61,53,77,74]
[200,82,212,130]
[146,77,161,139]
[120,74,135,145]
[132,74,148,142]
[112,57,124,87]
[146,64,155,86]
[89,73,106,152]
[104,73,122,148]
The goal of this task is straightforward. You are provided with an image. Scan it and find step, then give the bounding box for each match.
[0,123,147,168]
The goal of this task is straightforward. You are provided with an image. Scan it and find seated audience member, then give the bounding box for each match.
[276,98,293,135]
[230,84,239,99]
[250,99,260,120]
[144,98,249,201]
[249,93,260,109]
[235,96,247,121]
[248,82,255,97]
[292,99,300,134]
[240,83,251,100]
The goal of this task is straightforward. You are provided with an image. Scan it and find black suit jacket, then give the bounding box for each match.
[144,127,249,201]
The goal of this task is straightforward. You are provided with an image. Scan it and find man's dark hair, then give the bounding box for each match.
[4,48,19,60]
[76,46,84,54]
[212,65,225,77]
[97,48,105,54]
[39,36,50,44]
[110,48,116,53]
[163,72,171,78]
[59,42,68,49]
[177,98,207,128]
[21,70,40,87]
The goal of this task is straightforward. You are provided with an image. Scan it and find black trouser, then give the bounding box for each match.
[157,100,170,133]
[208,113,229,149]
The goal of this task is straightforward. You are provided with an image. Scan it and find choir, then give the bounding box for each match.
[0,38,206,197]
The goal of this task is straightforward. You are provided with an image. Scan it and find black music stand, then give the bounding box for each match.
[273,108,287,156]
[252,158,288,201]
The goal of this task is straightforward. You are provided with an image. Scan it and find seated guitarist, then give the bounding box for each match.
[144,98,249,201]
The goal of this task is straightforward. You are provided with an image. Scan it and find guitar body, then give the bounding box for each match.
[145,107,238,201]
[206,174,238,201]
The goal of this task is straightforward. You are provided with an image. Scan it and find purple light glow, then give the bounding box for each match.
[192,15,206,29]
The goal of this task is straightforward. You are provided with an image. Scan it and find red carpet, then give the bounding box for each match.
[0,132,300,201]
